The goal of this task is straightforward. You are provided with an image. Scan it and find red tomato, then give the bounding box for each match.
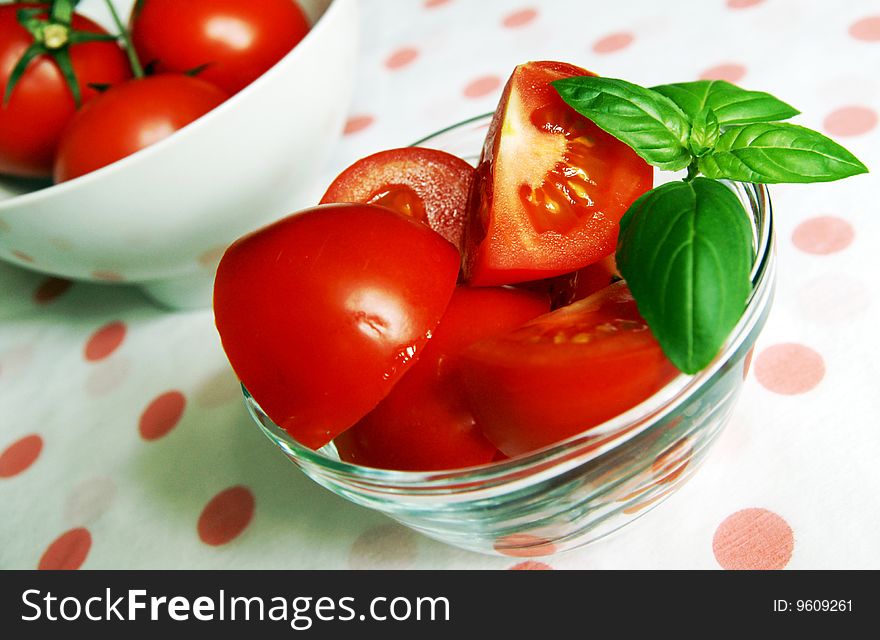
[518,255,620,309]
[0,4,131,177]
[53,74,227,182]
[321,147,476,251]
[214,203,461,450]
[463,61,653,286]
[130,0,310,95]
[335,287,549,471]
[459,282,679,457]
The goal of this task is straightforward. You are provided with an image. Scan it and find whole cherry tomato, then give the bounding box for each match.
[53,74,227,182]
[213,203,461,450]
[130,0,311,95]
[0,3,131,177]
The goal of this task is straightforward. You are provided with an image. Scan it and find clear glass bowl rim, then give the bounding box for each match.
[244,113,775,489]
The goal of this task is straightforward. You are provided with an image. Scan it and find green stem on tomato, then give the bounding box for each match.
[50,0,76,25]
[103,0,143,78]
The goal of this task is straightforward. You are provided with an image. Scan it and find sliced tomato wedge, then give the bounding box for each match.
[459,282,679,457]
[463,61,653,286]
[320,147,475,251]
[335,287,549,470]
[213,203,460,450]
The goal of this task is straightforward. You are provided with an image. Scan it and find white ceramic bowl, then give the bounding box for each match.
[0,0,358,308]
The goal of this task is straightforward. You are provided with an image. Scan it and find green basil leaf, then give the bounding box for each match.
[652,79,800,125]
[689,107,720,157]
[553,76,692,171]
[698,122,869,183]
[616,178,754,374]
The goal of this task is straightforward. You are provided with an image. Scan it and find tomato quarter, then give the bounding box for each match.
[320,147,476,252]
[213,203,461,450]
[463,61,653,286]
[53,74,227,182]
[460,281,679,457]
[0,4,131,177]
[335,287,549,471]
[130,0,310,95]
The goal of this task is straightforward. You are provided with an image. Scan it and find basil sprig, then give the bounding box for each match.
[553,76,868,374]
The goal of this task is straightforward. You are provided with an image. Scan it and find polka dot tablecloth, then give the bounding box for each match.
[1,0,879,570]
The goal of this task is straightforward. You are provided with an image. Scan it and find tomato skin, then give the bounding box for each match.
[463,61,653,286]
[460,282,679,457]
[0,4,131,177]
[321,147,476,252]
[517,255,620,309]
[130,0,310,95]
[214,203,461,450]
[53,74,228,182]
[335,287,549,471]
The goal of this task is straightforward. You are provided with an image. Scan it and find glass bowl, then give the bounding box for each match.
[244,114,776,557]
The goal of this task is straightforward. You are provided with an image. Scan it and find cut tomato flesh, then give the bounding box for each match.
[459,282,679,457]
[321,147,475,251]
[463,61,653,286]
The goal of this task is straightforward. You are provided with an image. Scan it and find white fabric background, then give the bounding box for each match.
[1,0,878,569]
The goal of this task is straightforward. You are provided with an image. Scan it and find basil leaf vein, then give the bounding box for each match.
[553,76,692,171]
[615,178,754,373]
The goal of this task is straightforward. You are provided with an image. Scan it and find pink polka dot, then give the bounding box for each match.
[463,75,501,99]
[10,250,34,263]
[91,270,125,282]
[823,105,877,137]
[349,524,418,569]
[727,0,763,8]
[198,246,227,268]
[84,321,126,362]
[754,343,825,395]
[493,533,557,557]
[424,0,450,7]
[699,63,747,83]
[792,216,854,254]
[849,16,880,41]
[343,115,374,135]
[139,391,186,441]
[64,476,115,525]
[0,434,43,478]
[592,32,634,54]
[198,486,255,546]
[385,47,418,70]
[33,277,72,305]
[798,274,870,325]
[86,356,131,396]
[713,508,793,570]
[502,8,537,28]
[510,561,553,570]
[39,528,92,570]
[195,368,241,409]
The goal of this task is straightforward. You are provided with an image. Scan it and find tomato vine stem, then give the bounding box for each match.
[104,0,143,78]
